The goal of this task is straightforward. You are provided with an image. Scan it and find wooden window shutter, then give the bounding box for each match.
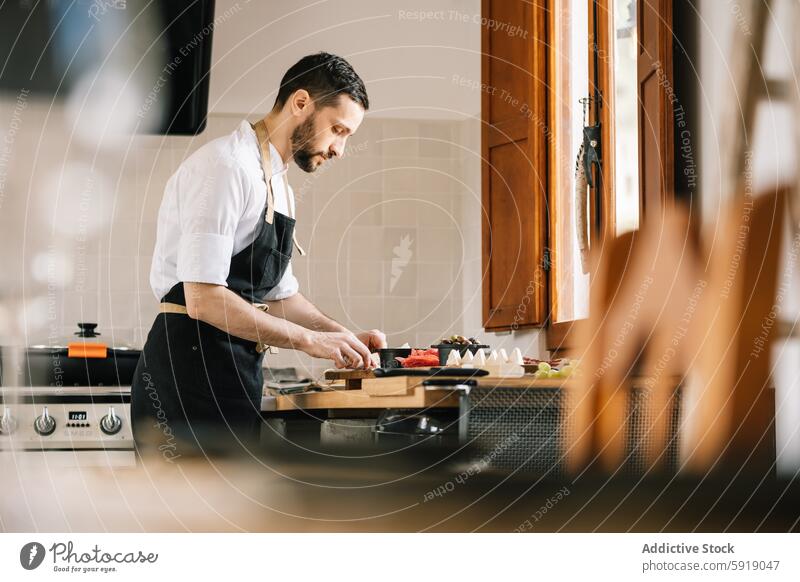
[481,0,548,330]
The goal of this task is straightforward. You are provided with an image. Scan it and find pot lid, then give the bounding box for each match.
[26,324,139,352]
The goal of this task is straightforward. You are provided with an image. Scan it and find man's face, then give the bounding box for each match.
[291,94,365,173]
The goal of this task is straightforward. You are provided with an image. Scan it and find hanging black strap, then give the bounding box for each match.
[584,0,603,235]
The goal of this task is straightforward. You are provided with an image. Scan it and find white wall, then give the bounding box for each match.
[208,0,482,119]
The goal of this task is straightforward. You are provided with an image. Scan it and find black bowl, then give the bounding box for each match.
[431,344,490,366]
[378,348,413,369]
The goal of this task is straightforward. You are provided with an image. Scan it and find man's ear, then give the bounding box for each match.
[290,89,313,117]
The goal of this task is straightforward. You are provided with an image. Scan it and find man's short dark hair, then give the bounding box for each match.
[274,52,369,111]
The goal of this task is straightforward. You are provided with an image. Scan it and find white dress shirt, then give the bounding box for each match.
[150,120,300,301]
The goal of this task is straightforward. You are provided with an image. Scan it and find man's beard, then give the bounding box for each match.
[291,115,328,173]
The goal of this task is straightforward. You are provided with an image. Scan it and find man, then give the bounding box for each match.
[131,53,386,459]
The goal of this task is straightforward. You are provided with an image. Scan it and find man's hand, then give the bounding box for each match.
[355,329,387,352]
[302,331,373,369]
[265,294,385,366]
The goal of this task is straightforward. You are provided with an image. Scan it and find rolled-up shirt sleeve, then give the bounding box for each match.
[175,159,247,286]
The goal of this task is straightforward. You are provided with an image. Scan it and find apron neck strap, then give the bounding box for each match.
[253,120,277,224]
[252,119,306,256]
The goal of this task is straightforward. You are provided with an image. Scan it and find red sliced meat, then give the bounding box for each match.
[396,348,439,368]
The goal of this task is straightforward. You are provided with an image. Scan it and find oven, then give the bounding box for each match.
[0,386,135,467]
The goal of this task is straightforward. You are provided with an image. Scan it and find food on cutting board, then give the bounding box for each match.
[523,356,568,367]
[433,335,490,365]
[445,349,462,366]
[531,359,581,379]
[483,348,524,377]
[437,335,481,346]
[446,347,524,377]
[396,348,440,368]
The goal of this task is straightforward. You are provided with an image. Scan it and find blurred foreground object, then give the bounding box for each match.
[569,187,790,477]
[2,444,799,532]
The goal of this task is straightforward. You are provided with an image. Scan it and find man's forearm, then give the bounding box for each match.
[266,293,348,333]
[183,283,374,368]
[184,283,313,349]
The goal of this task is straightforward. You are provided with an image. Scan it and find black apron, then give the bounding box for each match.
[130,120,301,461]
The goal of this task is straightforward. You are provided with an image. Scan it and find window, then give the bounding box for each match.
[549,0,641,327]
[613,0,640,234]
[549,0,591,324]
[481,0,671,342]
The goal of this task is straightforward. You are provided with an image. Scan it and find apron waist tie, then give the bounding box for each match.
[158,302,279,354]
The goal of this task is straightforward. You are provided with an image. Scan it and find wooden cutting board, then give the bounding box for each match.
[323,368,375,389]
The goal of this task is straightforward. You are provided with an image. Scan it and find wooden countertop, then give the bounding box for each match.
[262,374,570,412]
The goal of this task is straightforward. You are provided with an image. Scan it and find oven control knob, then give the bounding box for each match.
[100,407,122,435]
[34,407,56,436]
[0,409,18,435]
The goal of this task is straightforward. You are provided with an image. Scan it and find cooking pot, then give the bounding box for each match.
[0,323,141,387]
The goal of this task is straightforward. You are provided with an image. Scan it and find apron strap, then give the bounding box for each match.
[253,120,276,225]
[253,120,306,256]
